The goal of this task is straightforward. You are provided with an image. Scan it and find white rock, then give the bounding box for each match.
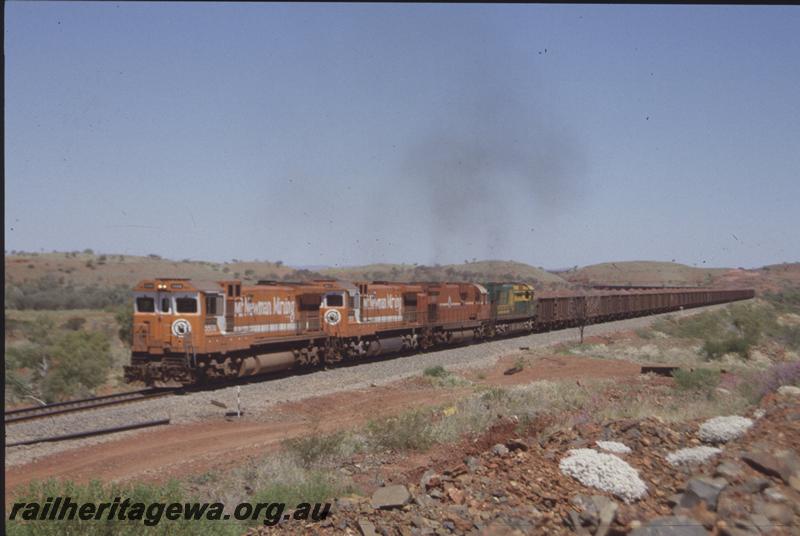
[777,385,800,397]
[753,408,766,419]
[596,440,632,454]
[559,448,647,503]
[698,416,753,443]
[666,446,723,466]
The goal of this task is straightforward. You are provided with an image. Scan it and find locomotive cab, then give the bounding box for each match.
[321,290,348,328]
[320,281,367,328]
[486,282,535,319]
[131,279,225,355]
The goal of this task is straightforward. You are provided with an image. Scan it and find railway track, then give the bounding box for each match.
[4,388,175,425]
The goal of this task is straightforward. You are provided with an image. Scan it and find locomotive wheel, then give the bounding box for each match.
[322,339,345,366]
[418,331,435,351]
[400,334,418,351]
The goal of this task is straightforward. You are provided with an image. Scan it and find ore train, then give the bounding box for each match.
[123,278,754,387]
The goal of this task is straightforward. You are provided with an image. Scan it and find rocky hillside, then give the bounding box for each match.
[250,387,800,536]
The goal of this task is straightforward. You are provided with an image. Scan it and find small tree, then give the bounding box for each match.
[6,322,113,402]
[115,305,133,346]
[41,331,113,401]
[63,316,87,331]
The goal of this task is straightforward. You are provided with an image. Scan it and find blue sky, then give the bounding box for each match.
[5,3,799,269]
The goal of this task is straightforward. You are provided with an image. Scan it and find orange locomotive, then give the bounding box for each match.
[124,278,491,386]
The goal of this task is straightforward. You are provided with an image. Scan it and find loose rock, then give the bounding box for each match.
[358,519,377,536]
[371,485,411,510]
[760,502,794,525]
[629,515,708,536]
[505,438,529,451]
[681,476,727,511]
[595,440,632,454]
[741,449,799,483]
[666,446,723,466]
[698,416,753,443]
[741,478,771,493]
[420,470,439,490]
[559,449,647,503]
[763,487,786,502]
[714,461,742,480]
[491,444,510,457]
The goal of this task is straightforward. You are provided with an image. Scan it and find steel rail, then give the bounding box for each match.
[4,389,174,425]
[6,418,171,447]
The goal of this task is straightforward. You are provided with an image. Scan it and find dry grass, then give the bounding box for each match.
[190,454,348,517]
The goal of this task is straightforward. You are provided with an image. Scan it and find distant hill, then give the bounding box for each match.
[320,261,569,288]
[563,261,730,287]
[4,253,567,290]
[711,262,800,294]
[7,253,796,300]
[557,260,800,294]
[4,252,298,288]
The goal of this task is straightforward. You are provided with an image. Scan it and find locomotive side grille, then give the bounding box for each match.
[297,311,321,332]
